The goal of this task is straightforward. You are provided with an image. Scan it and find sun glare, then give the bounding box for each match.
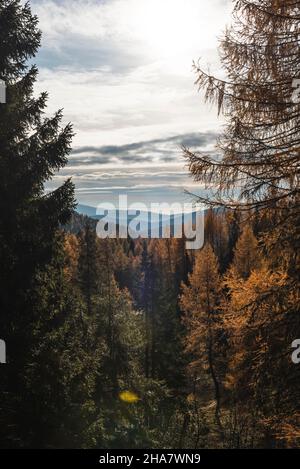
[127,0,206,64]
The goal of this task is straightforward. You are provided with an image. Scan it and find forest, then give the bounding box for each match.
[0,0,299,449]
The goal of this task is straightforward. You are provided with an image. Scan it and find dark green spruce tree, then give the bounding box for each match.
[0,0,77,447]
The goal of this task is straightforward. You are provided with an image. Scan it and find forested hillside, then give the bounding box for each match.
[0,0,299,449]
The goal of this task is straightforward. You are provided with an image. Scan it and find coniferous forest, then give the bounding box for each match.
[0,0,300,450]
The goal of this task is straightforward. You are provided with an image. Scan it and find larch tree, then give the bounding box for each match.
[185,0,300,217]
[223,265,299,446]
[184,0,300,275]
[230,225,259,279]
[183,0,300,446]
[180,244,224,433]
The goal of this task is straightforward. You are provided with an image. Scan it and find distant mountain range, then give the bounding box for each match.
[76,203,201,238]
[76,204,100,218]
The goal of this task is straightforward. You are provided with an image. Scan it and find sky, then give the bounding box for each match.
[30,0,232,209]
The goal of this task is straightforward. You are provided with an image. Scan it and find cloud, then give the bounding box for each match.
[31,0,230,152]
[48,160,216,208]
[46,130,220,206]
[31,0,231,205]
[68,131,219,166]
[31,0,230,73]
[72,131,218,155]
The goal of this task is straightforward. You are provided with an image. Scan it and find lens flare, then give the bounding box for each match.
[119,390,140,403]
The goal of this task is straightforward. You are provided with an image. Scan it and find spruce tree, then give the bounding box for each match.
[0,0,75,447]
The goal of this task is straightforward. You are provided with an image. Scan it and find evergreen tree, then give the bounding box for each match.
[77,222,100,316]
[205,209,229,271]
[0,0,75,447]
[148,239,187,390]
